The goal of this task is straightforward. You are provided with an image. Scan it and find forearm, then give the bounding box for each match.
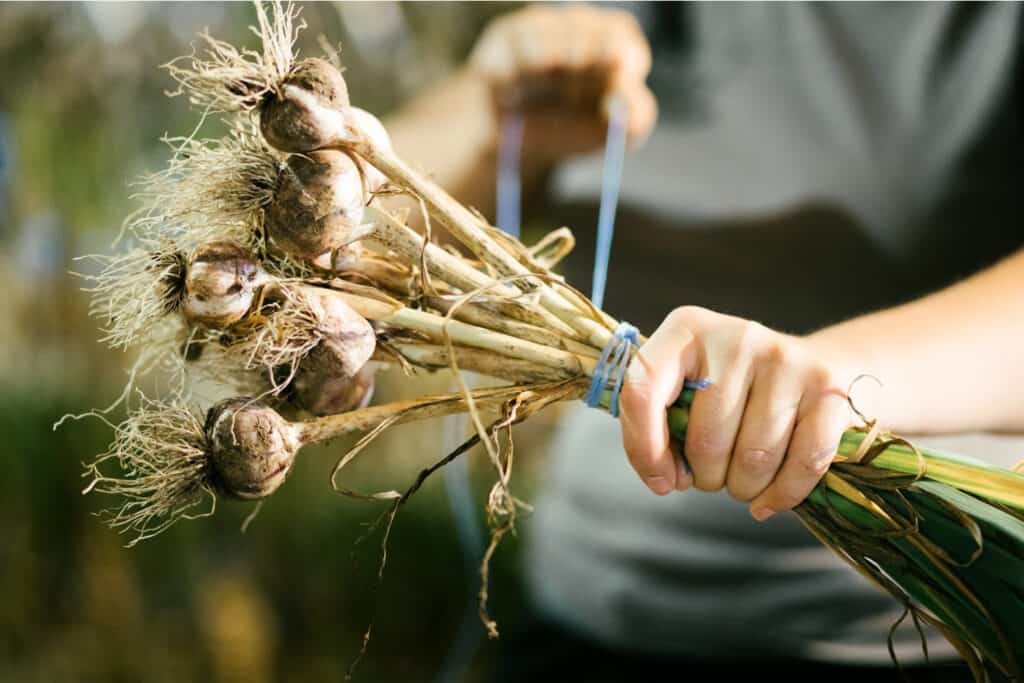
[382,70,502,219]
[807,249,1024,434]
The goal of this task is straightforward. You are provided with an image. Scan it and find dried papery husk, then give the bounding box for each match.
[333,289,594,377]
[350,107,390,152]
[260,58,352,153]
[361,207,585,341]
[83,395,215,546]
[314,247,421,300]
[525,227,576,270]
[182,241,269,327]
[126,123,283,251]
[265,283,378,414]
[351,258,422,299]
[165,0,303,114]
[266,149,366,259]
[224,283,374,393]
[221,283,321,384]
[308,286,377,374]
[377,341,571,385]
[205,397,301,499]
[349,107,390,191]
[83,244,187,350]
[310,241,376,276]
[349,144,615,349]
[291,357,375,416]
[425,295,592,355]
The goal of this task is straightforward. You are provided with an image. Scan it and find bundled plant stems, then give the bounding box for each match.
[72,3,1024,679]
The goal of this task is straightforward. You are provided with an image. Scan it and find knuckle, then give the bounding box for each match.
[798,446,834,479]
[763,339,801,368]
[684,426,719,462]
[733,320,767,356]
[663,306,688,329]
[666,305,705,328]
[726,448,781,501]
[685,430,729,486]
[738,447,782,473]
[806,363,838,391]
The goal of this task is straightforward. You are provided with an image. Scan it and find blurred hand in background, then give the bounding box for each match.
[385,3,656,219]
[469,4,656,164]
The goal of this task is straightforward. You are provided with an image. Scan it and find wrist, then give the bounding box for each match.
[448,67,501,156]
[385,67,499,166]
[802,329,887,426]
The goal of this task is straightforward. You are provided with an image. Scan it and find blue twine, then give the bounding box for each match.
[590,95,628,310]
[495,111,524,239]
[585,323,712,416]
[585,322,637,417]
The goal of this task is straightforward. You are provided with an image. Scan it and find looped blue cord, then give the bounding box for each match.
[585,322,637,416]
[496,111,524,238]
[586,323,711,416]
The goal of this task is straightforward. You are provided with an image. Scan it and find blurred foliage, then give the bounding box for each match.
[0,3,539,681]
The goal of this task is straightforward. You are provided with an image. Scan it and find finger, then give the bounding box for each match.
[607,14,652,87]
[725,360,801,502]
[749,391,848,520]
[512,10,558,72]
[684,342,754,493]
[619,311,702,495]
[562,6,597,69]
[671,439,693,492]
[469,18,517,82]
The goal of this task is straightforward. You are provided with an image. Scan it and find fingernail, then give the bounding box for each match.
[644,475,673,496]
[751,507,775,522]
[675,455,691,491]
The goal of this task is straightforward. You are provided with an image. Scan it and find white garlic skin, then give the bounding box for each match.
[206,399,299,500]
[182,242,266,328]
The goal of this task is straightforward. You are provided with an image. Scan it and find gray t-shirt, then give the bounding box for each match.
[528,2,1022,664]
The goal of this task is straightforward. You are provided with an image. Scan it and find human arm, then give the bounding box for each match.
[618,249,1024,519]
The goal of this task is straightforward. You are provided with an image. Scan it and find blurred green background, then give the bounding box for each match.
[0,3,554,681]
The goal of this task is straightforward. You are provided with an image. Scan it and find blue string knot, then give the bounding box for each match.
[585,322,639,417]
[585,322,712,417]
